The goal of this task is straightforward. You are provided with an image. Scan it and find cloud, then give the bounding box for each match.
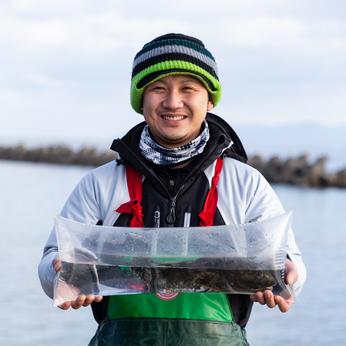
[211,17,304,47]
[0,0,346,144]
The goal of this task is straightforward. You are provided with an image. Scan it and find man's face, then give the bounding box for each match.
[142,75,213,148]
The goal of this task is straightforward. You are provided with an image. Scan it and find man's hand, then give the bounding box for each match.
[53,256,103,310]
[58,294,103,310]
[250,259,298,313]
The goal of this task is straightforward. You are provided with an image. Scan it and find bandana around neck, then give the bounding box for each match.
[139,121,210,165]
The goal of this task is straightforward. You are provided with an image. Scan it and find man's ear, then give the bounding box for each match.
[207,100,214,111]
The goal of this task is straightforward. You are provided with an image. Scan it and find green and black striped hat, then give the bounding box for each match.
[130,33,222,113]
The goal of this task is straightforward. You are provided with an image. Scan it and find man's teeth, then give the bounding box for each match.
[162,115,185,120]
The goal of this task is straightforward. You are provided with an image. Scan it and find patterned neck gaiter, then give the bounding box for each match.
[139,121,210,165]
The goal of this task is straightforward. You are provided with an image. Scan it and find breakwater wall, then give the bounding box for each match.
[1,144,346,188]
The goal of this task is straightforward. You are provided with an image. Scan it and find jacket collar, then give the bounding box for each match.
[110,113,247,196]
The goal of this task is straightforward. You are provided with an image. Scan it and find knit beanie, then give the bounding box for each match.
[130,33,222,114]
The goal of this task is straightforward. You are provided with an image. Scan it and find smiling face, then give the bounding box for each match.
[142,75,213,148]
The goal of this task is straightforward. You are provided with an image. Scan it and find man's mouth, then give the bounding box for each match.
[160,114,187,121]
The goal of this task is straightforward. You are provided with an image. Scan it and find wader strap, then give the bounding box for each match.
[199,157,224,226]
[116,158,224,228]
[115,164,144,227]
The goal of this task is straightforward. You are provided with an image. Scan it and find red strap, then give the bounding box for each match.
[198,157,224,226]
[115,165,144,227]
[117,158,223,228]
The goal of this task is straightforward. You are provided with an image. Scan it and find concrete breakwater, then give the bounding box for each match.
[1,144,346,188]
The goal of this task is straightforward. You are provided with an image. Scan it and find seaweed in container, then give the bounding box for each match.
[131,256,290,297]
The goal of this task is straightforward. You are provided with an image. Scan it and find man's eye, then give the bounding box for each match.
[182,86,195,91]
[151,86,165,92]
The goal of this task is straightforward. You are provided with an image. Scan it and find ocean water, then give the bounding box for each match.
[0,160,345,345]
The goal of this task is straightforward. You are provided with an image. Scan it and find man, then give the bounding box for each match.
[39,33,306,345]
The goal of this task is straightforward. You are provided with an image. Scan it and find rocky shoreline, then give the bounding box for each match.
[1,144,346,188]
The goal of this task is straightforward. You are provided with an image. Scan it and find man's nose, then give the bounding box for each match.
[162,89,183,109]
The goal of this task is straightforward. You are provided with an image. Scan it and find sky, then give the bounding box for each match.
[0,0,345,144]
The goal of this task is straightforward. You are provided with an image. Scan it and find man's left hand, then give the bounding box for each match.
[250,259,298,313]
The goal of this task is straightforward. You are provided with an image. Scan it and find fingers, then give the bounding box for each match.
[71,295,87,309]
[58,295,103,310]
[250,289,275,308]
[58,301,72,310]
[264,290,276,308]
[250,291,265,305]
[249,260,298,313]
[94,295,103,303]
[81,295,103,307]
[274,295,293,313]
[250,289,292,312]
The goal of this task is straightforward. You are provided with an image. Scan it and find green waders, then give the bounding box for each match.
[88,293,249,346]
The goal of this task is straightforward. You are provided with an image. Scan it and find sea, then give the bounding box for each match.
[0,159,345,346]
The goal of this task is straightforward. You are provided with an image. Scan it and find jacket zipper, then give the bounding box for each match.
[114,139,183,226]
[112,136,230,226]
[166,180,185,226]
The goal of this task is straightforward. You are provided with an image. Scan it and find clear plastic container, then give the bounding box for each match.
[53,213,292,306]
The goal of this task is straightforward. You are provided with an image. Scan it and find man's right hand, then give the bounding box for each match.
[53,257,103,310]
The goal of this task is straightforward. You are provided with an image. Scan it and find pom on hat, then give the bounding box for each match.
[130,33,222,114]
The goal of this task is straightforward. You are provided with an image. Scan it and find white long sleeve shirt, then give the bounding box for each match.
[38,158,306,299]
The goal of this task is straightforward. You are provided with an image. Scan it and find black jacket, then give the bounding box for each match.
[92,113,253,327]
